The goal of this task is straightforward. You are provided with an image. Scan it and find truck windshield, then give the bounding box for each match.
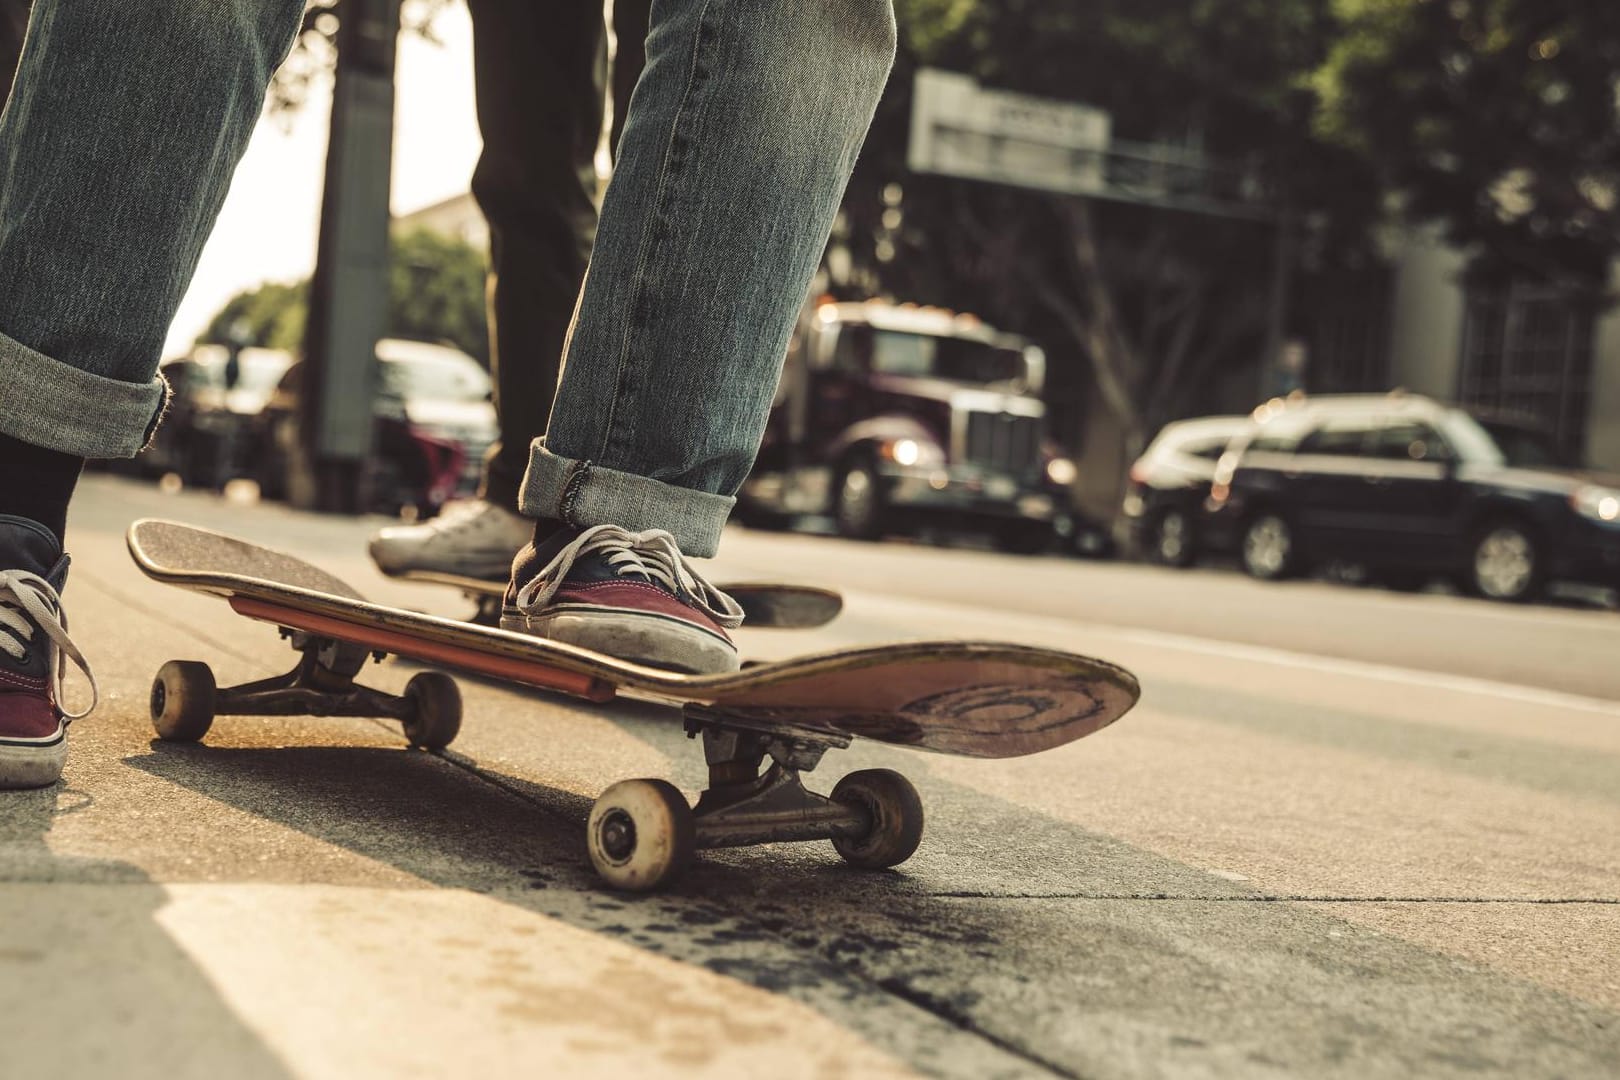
[845,327,1025,386]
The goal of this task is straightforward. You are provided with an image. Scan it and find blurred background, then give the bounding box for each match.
[19,0,1617,607]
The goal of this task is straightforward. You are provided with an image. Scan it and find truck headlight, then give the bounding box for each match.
[882,438,943,468]
[1572,485,1620,523]
[1045,457,1078,486]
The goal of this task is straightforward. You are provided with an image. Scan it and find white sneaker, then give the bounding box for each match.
[368,500,534,580]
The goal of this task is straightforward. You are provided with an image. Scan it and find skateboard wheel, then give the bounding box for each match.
[587,779,695,892]
[830,769,924,870]
[402,672,462,750]
[151,661,216,742]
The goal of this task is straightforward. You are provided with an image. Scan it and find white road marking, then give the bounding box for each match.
[837,590,1620,719]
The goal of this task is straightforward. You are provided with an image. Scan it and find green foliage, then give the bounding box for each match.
[198,280,309,351]
[1316,0,1620,286]
[842,0,1383,445]
[387,227,489,363]
[197,227,489,363]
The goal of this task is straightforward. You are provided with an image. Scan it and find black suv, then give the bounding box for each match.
[1203,394,1620,601]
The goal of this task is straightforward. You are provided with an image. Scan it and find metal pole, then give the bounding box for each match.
[299,0,400,513]
[1259,208,1296,400]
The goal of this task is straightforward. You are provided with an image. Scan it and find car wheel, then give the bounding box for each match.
[1241,512,1300,581]
[834,455,886,540]
[1151,509,1196,567]
[1469,521,1542,602]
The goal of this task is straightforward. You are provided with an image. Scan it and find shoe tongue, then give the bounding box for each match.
[532,526,658,588]
[575,549,654,586]
[0,515,66,586]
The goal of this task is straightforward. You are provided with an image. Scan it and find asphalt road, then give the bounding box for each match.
[1,474,1615,1079]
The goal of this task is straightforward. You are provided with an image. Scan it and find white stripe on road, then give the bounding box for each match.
[835,590,1620,719]
[1101,623,1620,718]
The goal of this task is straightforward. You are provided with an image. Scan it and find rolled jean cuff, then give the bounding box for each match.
[518,442,734,558]
[0,330,168,457]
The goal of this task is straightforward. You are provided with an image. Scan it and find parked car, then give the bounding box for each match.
[1202,393,1620,601]
[1119,415,1249,565]
[738,300,1077,553]
[250,338,496,516]
[140,346,294,487]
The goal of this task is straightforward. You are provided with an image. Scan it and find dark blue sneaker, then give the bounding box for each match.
[0,516,96,789]
[501,525,744,674]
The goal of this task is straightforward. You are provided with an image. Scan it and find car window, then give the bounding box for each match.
[1298,418,1373,457]
[379,355,492,402]
[1366,421,1453,462]
[1474,419,1568,468]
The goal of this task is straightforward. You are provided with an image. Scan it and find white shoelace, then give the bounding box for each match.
[0,569,97,721]
[512,525,745,629]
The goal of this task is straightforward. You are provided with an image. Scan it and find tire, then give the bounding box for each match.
[402,672,462,750]
[830,769,925,870]
[1468,520,1543,602]
[587,779,696,892]
[1150,509,1196,568]
[833,454,886,540]
[1241,512,1301,581]
[151,661,216,742]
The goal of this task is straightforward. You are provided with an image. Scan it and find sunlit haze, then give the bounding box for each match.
[165,6,482,357]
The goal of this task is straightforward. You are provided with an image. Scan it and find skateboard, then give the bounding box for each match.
[128,519,1140,891]
[380,566,843,630]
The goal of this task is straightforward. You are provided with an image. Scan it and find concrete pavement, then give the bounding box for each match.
[0,474,1615,1078]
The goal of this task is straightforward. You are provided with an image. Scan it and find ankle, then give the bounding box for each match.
[0,434,83,546]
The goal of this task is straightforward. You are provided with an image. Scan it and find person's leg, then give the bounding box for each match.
[0,0,306,787]
[370,0,647,579]
[472,0,611,514]
[0,0,28,108]
[608,0,650,158]
[503,0,896,671]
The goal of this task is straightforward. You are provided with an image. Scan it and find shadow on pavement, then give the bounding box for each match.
[0,785,293,1080]
[123,733,1620,1079]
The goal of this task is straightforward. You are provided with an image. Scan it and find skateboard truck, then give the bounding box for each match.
[581,705,925,891]
[148,627,463,750]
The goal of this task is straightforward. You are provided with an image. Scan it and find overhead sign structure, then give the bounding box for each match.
[908,68,1273,221]
[909,69,1112,198]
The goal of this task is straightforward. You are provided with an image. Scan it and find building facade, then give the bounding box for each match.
[1387,227,1620,471]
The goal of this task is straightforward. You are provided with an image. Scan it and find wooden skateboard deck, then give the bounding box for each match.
[382,566,843,631]
[128,518,1140,889]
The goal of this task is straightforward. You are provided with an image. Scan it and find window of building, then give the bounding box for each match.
[1459,281,1594,461]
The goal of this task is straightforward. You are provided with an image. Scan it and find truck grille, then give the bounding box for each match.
[965,412,1040,475]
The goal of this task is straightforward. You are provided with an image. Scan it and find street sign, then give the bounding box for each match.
[908,69,1274,221]
[908,69,1112,197]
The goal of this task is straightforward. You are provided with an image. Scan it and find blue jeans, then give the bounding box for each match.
[0,0,895,558]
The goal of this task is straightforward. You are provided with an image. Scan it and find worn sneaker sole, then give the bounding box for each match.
[0,726,66,789]
[501,607,740,675]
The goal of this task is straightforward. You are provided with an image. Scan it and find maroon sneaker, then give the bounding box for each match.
[501,525,744,674]
[0,516,96,789]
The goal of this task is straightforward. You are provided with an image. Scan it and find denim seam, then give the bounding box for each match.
[596,0,720,465]
[558,459,593,527]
